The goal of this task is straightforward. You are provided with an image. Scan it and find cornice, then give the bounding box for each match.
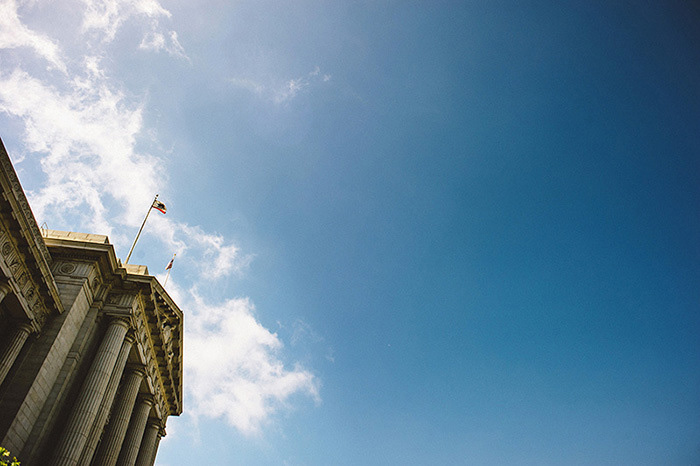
[119,273,183,416]
[0,138,64,324]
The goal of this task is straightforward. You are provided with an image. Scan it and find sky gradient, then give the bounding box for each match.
[1,1,699,465]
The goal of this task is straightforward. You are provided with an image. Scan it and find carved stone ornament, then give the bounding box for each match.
[34,309,46,328]
[133,304,170,418]
[162,323,173,345]
[9,258,20,273]
[59,262,76,275]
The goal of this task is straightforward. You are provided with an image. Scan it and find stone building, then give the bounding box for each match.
[0,139,183,466]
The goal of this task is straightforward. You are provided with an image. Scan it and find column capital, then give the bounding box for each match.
[125,364,146,378]
[16,322,34,334]
[124,331,136,345]
[137,394,155,406]
[0,278,12,302]
[0,322,33,386]
[108,316,131,329]
[146,418,163,430]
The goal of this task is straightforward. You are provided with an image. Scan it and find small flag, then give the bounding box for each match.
[152,199,167,214]
[165,256,175,270]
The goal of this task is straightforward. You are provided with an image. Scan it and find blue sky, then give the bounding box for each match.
[1,1,699,464]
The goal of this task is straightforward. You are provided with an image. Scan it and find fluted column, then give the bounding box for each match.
[134,420,161,466]
[50,317,130,466]
[0,323,32,385]
[0,280,11,302]
[117,396,154,466]
[92,366,145,466]
[152,428,165,466]
[78,334,135,466]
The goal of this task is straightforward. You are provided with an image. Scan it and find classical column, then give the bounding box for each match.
[134,420,161,466]
[0,280,11,302]
[0,323,32,385]
[49,317,130,466]
[117,395,154,466]
[151,428,165,466]
[92,366,145,466]
[78,334,135,466]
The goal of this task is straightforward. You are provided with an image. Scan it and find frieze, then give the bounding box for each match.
[0,222,51,326]
[52,260,94,279]
[132,297,171,419]
[104,291,138,309]
[31,302,46,328]
[146,284,183,416]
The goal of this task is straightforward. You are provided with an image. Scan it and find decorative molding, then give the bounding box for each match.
[151,291,182,416]
[58,262,76,275]
[132,293,171,420]
[104,292,137,309]
[0,141,63,322]
[0,223,52,327]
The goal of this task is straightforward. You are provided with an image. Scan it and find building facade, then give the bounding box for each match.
[0,139,183,466]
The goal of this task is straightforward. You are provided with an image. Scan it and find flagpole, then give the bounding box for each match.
[164,253,176,286]
[125,194,158,264]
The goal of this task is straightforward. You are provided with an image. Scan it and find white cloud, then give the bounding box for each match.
[0,64,155,235]
[80,0,171,41]
[0,0,66,72]
[182,291,320,436]
[78,0,189,60]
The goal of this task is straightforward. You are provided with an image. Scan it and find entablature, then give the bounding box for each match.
[0,140,63,331]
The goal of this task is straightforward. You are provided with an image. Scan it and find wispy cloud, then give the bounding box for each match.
[0,0,66,72]
[139,30,189,61]
[0,0,319,436]
[151,219,253,280]
[80,0,171,41]
[230,66,332,104]
[79,0,189,59]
